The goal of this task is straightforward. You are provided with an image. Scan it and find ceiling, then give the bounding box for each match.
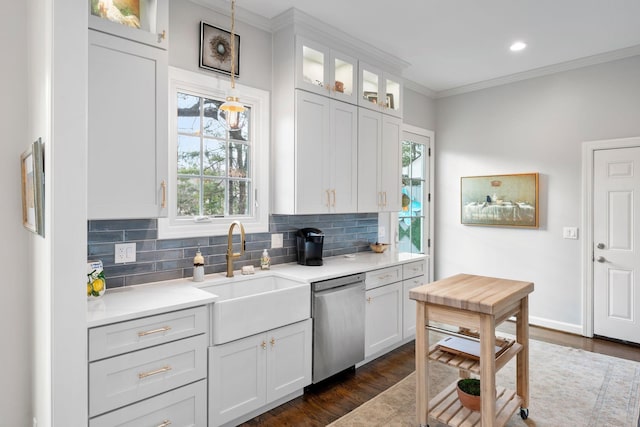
[200,0,640,96]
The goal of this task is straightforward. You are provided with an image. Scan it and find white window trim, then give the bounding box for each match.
[158,67,270,239]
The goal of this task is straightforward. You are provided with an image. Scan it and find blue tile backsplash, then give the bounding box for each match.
[88,214,378,288]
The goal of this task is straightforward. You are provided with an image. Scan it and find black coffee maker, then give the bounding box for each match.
[296,228,324,266]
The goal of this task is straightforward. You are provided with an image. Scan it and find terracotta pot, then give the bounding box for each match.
[456,382,481,411]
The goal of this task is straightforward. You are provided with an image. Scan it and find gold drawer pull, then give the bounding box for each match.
[156,420,172,427]
[161,180,167,209]
[138,366,172,379]
[138,326,172,337]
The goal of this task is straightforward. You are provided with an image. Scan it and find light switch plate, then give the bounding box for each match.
[271,233,283,249]
[115,242,136,263]
[563,227,578,240]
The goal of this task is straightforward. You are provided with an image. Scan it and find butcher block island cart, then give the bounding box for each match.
[410,274,534,427]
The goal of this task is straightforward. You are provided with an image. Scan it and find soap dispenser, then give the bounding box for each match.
[260,249,271,270]
[193,249,205,282]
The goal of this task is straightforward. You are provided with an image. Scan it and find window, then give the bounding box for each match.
[158,67,269,238]
[398,128,431,255]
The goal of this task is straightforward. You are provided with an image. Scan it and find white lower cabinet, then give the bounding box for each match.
[88,306,209,425]
[364,281,403,358]
[402,260,428,339]
[209,319,312,427]
[89,379,207,427]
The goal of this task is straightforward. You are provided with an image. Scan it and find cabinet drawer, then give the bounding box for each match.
[365,265,402,290]
[403,260,426,280]
[89,306,208,361]
[89,334,207,417]
[89,379,207,427]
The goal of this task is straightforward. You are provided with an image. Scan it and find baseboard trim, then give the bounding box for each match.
[529,316,583,336]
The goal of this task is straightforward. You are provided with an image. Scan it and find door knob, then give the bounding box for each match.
[597,243,605,249]
[596,256,606,263]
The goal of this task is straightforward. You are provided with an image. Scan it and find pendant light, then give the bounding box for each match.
[219,0,245,130]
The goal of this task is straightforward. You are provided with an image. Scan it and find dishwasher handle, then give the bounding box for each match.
[312,273,365,292]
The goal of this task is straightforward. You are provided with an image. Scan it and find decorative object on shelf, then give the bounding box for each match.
[456,378,481,411]
[370,242,389,253]
[21,137,44,237]
[90,0,142,29]
[334,80,344,93]
[87,260,106,299]
[193,248,205,282]
[461,172,539,228]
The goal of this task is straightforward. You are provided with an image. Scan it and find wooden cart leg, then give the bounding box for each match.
[415,302,430,427]
[479,313,496,426]
[516,296,530,409]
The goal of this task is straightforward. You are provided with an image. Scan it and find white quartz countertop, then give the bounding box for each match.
[87,250,427,328]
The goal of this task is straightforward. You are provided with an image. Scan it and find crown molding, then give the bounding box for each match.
[403,79,437,99]
[190,0,273,32]
[436,44,640,99]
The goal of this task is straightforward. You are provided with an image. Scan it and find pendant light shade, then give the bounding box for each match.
[219,0,245,130]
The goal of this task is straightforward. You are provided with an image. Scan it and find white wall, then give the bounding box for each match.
[169,0,272,92]
[404,87,436,131]
[0,3,31,426]
[435,55,640,333]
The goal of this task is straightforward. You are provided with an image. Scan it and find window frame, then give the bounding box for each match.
[158,67,270,238]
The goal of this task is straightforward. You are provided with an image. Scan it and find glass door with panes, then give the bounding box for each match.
[398,131,430,255]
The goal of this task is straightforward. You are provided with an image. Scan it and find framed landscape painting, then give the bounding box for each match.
[461,173,539,228]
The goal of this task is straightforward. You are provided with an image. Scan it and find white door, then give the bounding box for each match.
[364,282,403,357]
[593,147,640,344]
[330,100,358,213]
[266,320,312,402]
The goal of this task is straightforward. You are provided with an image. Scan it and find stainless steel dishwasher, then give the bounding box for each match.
[311,273,365,383]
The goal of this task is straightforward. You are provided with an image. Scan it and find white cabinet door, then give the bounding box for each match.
[358,109,402,213]
[295,90,331,213]
[209,335,267,427]
[88,30,168,219]
[365,282,403,357]
[358,108,382,212]
[296,91,357,214]
[402,275,425,339]
[330,100,358,213]
[266,319,312,402]
[380,114,402,212]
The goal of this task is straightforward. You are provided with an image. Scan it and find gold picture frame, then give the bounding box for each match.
[21,138,45,236]
[461,173,539,228]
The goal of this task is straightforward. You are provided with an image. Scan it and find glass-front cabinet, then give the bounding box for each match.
[296,37,358,105]
[359,61,403,118]
[88,0,168,49]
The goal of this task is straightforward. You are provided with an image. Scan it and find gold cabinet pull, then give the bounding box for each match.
[158,30,166,42]
[138,365,172,379]
[270,337,276,347]
[261,340,267,350]
[326,189,331,207]
[367,296,372,303]
[138,326,171,337]
[331,189,336,207]
[383,191,388,207]
[161,180,167,208]
[156,420,172,427]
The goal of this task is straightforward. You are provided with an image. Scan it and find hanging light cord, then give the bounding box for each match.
[230,0,236,89]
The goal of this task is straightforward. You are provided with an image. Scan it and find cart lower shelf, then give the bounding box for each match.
[428,381,522,427]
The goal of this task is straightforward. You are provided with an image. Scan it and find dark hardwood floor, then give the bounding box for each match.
[241,324,640,427]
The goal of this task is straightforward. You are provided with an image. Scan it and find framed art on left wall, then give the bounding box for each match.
[21,137,44,236]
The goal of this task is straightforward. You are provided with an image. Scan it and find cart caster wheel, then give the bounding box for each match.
[520,408,529,420]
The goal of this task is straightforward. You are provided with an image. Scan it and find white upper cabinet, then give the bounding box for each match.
[295,37,358,105]
[88,0,169,49]
[88,30,168,219]
[359,61,403,118]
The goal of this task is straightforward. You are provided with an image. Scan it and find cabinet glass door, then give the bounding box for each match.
[361,68,380,109]
[385,77,401,116]
[301,45,326,90]
[331,52,358,104]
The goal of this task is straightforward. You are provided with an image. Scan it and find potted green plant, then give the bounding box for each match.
[456,378,481,411]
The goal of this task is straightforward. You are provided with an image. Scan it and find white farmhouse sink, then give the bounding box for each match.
[200,275,310,344]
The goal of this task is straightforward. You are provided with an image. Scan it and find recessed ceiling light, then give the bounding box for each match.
[510,41,527,52]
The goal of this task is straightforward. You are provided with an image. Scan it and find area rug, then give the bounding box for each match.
[329,338,640,427]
